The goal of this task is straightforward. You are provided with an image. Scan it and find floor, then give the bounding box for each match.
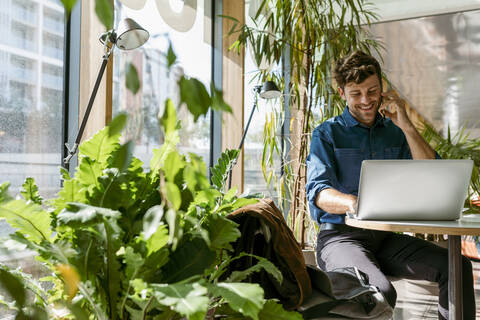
[1,252,480,319]
[392,260,480,319]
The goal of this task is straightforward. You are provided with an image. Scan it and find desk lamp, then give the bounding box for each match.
[64,18,149,165]
[228,80,281,189]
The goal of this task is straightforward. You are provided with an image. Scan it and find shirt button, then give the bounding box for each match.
[372,152,376,157]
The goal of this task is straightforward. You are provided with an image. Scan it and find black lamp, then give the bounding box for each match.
[63,18,149,166]
[228,80,281,189]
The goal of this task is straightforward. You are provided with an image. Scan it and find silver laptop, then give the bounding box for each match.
[355,160,473,220]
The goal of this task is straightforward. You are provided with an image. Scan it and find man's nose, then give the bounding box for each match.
[360,94,370,104]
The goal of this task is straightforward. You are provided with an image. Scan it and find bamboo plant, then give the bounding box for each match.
[226,0,381,246]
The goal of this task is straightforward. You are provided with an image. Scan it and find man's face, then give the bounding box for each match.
[338,74,381,127]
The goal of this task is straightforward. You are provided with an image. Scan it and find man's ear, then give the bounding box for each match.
[337,87,346,100]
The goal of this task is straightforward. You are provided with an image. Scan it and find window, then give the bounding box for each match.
[11,0,37,25]
[368,9,480,138]
[43,32,63,60]
[11,21,36,51]
[112,0,213,166]
[243,1,282,197]
[43,6,63,33]
[0,0,64,203]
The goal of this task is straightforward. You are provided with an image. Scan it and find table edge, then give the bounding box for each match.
[345,217,480,235]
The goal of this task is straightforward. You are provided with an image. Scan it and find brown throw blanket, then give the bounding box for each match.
[226,198,312,309]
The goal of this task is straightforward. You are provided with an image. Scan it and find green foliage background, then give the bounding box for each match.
[0,106,301,319]
[227,0,381,245]
[0,4,300,316]
[422,123,480,214]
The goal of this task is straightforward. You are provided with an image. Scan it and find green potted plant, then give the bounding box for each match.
[0,102,303,319]
[0,8,302,313]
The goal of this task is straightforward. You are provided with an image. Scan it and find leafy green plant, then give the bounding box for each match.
[225,0,381,246]
[0,37,296,318]
[0,106,302,319]
[0,3,303,318]
[422,122,480,213]
[210,149,240,193]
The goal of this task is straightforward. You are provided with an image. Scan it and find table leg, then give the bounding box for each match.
[448,235,462,320]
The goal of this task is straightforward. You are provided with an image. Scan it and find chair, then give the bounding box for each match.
[226,199,393,319]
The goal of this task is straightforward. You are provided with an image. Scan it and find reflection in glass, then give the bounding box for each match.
[369,10,480,138]
[243,1,283,198]
[113,0,211,167]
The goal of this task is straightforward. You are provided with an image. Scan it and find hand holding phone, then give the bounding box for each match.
[379,90,411,129]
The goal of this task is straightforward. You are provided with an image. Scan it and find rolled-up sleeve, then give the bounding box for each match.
[306,128,339,222]
[399,135,442,160]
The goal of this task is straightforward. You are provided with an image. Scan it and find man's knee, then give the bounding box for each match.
[430,252,449,284]
[437,255,472,279]
[434,254,472,287]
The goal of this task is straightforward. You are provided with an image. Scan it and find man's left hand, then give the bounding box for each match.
[379,91,413,130]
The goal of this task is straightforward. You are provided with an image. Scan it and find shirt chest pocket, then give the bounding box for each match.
[334,148,363,189]
[384,147,402,159]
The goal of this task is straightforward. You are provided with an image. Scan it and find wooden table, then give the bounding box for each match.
[346,214,480,320]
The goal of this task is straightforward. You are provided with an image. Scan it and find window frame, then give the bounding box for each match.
[65,0,244,183]
[62,1,81,172]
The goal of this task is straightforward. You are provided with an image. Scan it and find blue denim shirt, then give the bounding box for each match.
[306,107,413,225]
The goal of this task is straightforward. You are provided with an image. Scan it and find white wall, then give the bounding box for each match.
[370,0,480,22]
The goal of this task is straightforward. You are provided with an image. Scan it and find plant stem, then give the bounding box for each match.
[100,171,119,207]
[291,9,312,247]
[120,269,138,318]
[142,296,154,320]
[84,239,93,280]
[78,282,107,320]
[104,222,115,320]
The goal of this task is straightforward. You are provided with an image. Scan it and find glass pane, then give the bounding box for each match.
[0,0,64,208]
[369,10,480,138]
[243,1,282,198]
[113,0,212,167]
[0,1,64,309]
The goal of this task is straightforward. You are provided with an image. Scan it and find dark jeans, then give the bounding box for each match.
[316,227,475,320]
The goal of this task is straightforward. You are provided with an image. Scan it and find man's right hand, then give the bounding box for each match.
[346,195,358,214]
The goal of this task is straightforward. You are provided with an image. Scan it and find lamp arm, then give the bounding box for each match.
[64,51,113,165]
[237,99,257,151]
[227,93,258,189]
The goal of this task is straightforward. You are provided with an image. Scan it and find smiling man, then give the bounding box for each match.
[306,51,475,319]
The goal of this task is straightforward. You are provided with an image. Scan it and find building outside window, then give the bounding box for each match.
[113,0,212,167]
[0,0,65,237]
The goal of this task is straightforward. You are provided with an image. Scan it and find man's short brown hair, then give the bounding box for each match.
[334,51,382,89]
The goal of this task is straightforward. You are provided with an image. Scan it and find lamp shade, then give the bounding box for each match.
[115,18,150,50]
[259,80,281,99]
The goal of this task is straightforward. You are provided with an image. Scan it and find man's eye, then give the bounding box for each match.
[368,90,378,95]
[350,93,360,97]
